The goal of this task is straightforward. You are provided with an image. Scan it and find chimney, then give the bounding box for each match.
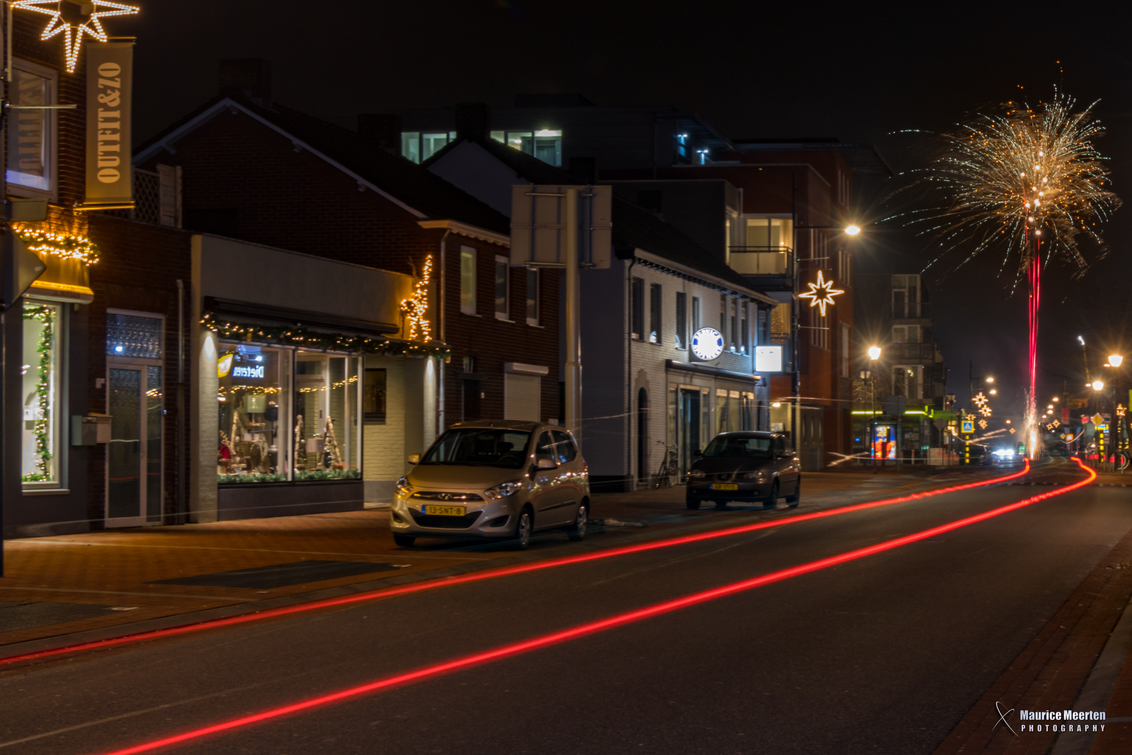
[358,114,402,155]
[219,59,272,106]
[454,102,491,140]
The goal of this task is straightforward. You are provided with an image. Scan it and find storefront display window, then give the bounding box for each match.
[217,343,361,484]
[22,302,61,486]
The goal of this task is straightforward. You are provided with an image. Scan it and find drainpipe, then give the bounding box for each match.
[437,229,450,436]
[626,257,636,490]
[176,279,185,524]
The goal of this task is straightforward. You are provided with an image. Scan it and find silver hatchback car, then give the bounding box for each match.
[390,420,591,549]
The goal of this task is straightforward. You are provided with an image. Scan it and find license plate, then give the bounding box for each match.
[710,483,739,491]
[421,505,465,517]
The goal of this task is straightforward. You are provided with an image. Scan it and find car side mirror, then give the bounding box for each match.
[536,458,558,470]
[407,453,420,465]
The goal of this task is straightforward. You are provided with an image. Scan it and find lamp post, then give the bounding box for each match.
[1108,354,1125,472]
[868,345,881,473]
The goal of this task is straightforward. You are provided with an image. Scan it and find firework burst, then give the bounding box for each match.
[914,89,1120,276]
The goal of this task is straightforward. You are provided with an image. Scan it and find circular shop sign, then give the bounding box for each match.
[691,327,725,361]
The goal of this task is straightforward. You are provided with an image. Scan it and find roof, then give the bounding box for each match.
[425,136,775,301]
[134,95,511,236]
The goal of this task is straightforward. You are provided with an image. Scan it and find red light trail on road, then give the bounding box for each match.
[94,459,1094,755]
[1,463,1034,668]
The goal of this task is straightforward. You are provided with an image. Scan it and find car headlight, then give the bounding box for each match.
[396,477,413,497]
[689,469,705,478]
[743,470,767,481]
[484,480,524,500]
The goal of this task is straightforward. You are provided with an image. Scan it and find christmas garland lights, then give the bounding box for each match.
[400,255,432,341]
[22,305,54,482]
[13,228,101,265]
[201,313,450,358]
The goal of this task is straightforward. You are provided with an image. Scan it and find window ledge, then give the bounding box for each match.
[526,319,541,328]
[23,487,69,496]
[461,309,481,317]
[495,314,515,323]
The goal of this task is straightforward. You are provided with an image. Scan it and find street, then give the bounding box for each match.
[0,462,1125,754]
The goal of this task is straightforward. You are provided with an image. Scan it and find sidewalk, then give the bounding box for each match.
[0,464,1007,657]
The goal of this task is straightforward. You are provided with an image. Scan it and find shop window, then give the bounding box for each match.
[460,247,476,314]
[21,302,61,486]
[7,60,56,198]
[495,255,509,319]
[217,344,362,484]
[526,268,539,325]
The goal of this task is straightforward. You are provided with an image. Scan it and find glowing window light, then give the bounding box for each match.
[13,1,140,74]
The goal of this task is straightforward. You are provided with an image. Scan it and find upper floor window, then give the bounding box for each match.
[675,292,687,349]
[744,217,793,249]
[460,247,477,315]
[495,255,510,319]
[526,268,539,326]
[631,277,645,341]
[692,296,702,333]
[491,129,563,166]
[649,283,662,344]
[8,60,57,199]
[401,131,456,164]
[740,302,749,354]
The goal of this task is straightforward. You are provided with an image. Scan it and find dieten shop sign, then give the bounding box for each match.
[84,41,133,209]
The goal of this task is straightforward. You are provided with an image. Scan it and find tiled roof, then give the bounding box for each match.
[429,136,769,296]
[135,96,511,236]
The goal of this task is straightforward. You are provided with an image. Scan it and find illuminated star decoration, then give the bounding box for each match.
[1009,428,1016,435]
[798,270,843,317]
[13,1,139,73]
[978,419,988,429]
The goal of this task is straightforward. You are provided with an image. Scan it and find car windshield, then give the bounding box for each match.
[420,428,531,469]
[702,436,773,458]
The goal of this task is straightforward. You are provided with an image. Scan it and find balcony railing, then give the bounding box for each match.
[888,342,936,361]
[893,302,932,320]
[728,246,793,277]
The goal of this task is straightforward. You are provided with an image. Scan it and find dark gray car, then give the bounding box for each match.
[685,431,801,510]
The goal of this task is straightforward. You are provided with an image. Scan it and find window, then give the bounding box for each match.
[495,255,509,319]
[400,131,457,163]
[460,247,476,314]
[22,302,62,486]
[649,283,662,344]
[551,430,578,464]
[631,277,645,341]
[526,268,539,325]
[218,345,362,484]
[719,294,727,342]
[497,129,563,166]
[692,296,702,333]
[730,298,738,351]
[364,368,386,422]
[744,217,793,248]
[675,292,687,349]
[841,323,850,378]
[8,60,56,197]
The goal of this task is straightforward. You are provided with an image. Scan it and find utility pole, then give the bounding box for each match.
[564,188,582,449]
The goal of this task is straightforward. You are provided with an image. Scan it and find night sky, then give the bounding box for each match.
[110,1,1132,420]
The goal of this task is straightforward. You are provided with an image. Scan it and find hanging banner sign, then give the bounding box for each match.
[83,41,134,210]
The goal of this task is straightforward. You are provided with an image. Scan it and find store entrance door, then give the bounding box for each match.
[678,387,701,476]
[106,362,163,527]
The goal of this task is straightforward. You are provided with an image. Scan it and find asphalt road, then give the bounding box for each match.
[1,466,1127,755]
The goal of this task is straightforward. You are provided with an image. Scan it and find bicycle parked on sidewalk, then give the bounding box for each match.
[653,442,680,488]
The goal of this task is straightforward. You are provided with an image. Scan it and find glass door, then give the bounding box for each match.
[106,363,163,527]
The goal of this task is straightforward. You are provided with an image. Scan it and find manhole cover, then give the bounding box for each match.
[151,560,402,589]
[0,601,117,632]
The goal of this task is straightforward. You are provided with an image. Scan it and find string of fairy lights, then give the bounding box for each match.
[400,255,432,341]
[22,305,55,482]
[201,313,449,358]
[13,228,101,266]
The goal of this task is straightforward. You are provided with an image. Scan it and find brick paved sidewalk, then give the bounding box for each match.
[0,464,1008,654]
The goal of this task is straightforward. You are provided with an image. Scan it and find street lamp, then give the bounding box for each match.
[864,346,882,473]
[845,224,862,236]
[986,376,995,384]
[1109,354,1124,368]
[1093,380,1105,391]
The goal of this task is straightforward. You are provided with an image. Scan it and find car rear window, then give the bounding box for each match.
[702,436,772,458]
[421,429,531,468]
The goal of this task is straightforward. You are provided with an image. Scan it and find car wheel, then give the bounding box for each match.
[567,502,588,541]
[393,534,415,547]
[685,495,701,510]
[786,477,800,507]
[514,507,533,550]
[764,481,779,510]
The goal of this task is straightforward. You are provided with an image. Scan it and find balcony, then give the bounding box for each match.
[887,342,937,362]
[892,301,932,321]
[728,246,794,291]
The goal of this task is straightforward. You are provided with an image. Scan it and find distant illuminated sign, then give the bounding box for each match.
[755,345,784,373]
[217,353,234,379]
[961,420,974,434]
[232,364,264,379]
[691,327,724,361]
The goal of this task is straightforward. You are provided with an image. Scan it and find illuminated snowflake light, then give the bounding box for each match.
[798,270,843,317]
[14,1,139,73]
